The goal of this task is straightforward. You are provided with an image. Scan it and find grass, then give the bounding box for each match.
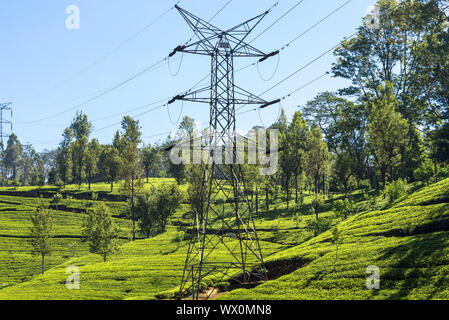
[220,179,449,300]
[0,178,448,300]
[0,227,284,300]
[0,194,132,288]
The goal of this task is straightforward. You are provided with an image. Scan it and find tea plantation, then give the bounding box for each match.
[0,178,448,300]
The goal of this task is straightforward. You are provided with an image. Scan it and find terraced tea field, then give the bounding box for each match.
[0,178,448,300]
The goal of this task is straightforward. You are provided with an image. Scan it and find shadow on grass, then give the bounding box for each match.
[374,231,449,299]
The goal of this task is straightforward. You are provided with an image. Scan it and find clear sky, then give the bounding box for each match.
[0,0,376,151]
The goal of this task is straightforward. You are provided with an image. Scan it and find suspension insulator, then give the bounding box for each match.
[169,45,186,57]
[260,99,281,109]
[168,94,185,105]
[164,144,176,152]
[259,50,279,63]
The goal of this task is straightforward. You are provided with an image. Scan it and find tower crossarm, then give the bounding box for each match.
[171,5,268,58]
[169,85,268,106]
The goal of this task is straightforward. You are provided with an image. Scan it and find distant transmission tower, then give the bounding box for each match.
[0,103,13,151]
[169,5,279,300]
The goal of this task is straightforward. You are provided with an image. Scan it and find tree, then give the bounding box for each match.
[368,83,409,188]
[287,112,309,204]
[82,203,120,262]
[56,128,73,186]
[279,130,294,209]
[50,193,63,210]
[141,143,161,182]
[167,116,196,185]
[331,227,343,267]
[186,160,209,221]
[332,199,354,220]
[306,127,331,196]
[119,117,143,241]
[70,112,92,186]
[136,185,182,238]
[334,151,355,198]
[3,133,22,179]
[84,139,101,190]
[30,200,55,275]
[303,92,369,185]
[99,146,121,192]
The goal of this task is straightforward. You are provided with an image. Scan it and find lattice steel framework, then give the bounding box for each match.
[170,5,278,300]
[0,103,12,152]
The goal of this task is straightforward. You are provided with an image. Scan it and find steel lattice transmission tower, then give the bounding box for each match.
[0,103,13,152]
[169,5,279,300]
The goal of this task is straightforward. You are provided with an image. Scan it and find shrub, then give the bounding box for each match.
[55,179,64,189]
[136,185,183,238]
[12,178,21,190]
[50,193,63,209]
[293,212,303,228]
[306,217,332,236]
[414,161,435,185]
[384,178,407,204]
[311,194,324,217]
[332,199,354,220]
[436,166,449,181]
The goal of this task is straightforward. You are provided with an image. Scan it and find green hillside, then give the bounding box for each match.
[0,178,448,300]
[221,179,449,300]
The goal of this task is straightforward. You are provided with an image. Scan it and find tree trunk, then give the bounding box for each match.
[344,181,348,200]
[132,177,136,241]
[146,169,149,183]
[286,175,290,210]
[265,188,269,210]
[295,176,298,204]
[256,187,259,216]
[42,255,45,275]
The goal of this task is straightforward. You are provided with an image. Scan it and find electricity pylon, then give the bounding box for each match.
[169,5,279,300]
[0,103,12,152]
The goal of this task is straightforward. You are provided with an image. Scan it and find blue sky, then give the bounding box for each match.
[0,0,376,151]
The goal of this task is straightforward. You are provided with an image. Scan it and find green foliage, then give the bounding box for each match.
[29,200,55,275]
[70,112,92,186]
[12,178,21,190]
[436,166,449,182]
[293,211,303,228]
[82,203,120,262]
[332,199,354,220]
[384,178,408,204]
[50,193,63,209]
[311,194,324,217]
[141,143,161,181]
[136,185,182,238]
[306,216,332,237]
[368,83,409,186]
[414,160,435,185]
[186,162,208,220]
[98,146,121,192]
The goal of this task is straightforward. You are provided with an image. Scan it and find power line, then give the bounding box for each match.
[15,1,182,105]
[259,33,356,97]
[248,0,301,45]
[234,0,352,75]
[18,0,235,127]
[17,57,169,125]
[258,0,412,97]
